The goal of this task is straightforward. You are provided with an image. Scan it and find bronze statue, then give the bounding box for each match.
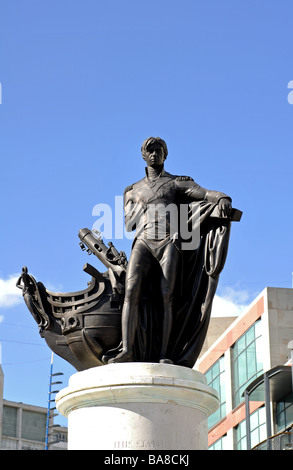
[18,137,241,370]
[103,137,240,366]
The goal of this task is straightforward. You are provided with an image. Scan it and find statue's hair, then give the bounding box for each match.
[141,137,168,160]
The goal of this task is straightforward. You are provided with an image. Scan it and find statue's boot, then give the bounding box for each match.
[159,357,173,364]
[108,350,134,363]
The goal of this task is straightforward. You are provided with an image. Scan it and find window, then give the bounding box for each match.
[235,406,266,450]
[205,356,226,429]
[52,431,68,442]
[235,418,247,450]
[21,410,46,442]
[276,392,293,432]
[1,438,18,450]
[209,434,229,450]
[2,406,17,438]
[250,406,266,448]
[232,320,263,406]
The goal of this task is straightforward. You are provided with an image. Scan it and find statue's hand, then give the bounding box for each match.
[218,198,232,217]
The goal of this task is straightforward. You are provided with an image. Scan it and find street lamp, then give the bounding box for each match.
[45,353,64,450]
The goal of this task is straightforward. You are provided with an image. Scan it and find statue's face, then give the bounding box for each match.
[143,142,165,167]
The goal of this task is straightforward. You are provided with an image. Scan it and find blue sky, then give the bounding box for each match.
[0,1,292,426]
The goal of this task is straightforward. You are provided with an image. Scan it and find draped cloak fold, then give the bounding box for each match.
[130,200,231,368]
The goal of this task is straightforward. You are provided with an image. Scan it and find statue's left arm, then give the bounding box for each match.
[175,177,232,217]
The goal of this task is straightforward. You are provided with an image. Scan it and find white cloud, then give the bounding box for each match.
[0,274,251,323]
[0,274,23,309]
[211,287,251,317]
[44,281,64,293]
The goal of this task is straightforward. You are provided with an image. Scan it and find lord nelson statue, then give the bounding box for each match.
[104,137,237,367]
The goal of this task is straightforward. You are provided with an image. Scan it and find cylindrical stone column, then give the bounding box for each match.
[56,362,219,450]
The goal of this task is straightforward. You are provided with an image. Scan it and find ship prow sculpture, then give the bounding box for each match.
[18,136,242,371]
[17,229,127,371]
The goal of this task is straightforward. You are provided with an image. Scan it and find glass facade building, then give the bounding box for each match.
[197,287,293,450]
[232,320,263,407]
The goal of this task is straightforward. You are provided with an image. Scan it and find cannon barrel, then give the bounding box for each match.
[78,228,126,276]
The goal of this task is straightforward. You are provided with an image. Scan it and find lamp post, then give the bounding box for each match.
[45,352,63,450]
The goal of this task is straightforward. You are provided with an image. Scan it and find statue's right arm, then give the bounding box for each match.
[124,187,136,232]
[124,186,145,232]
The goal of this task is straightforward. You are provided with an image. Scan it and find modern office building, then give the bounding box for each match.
[196,287,293,450]
[1,399,68,450]
[0,364,67,450]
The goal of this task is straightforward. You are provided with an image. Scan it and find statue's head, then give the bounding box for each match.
[141,137,168,164]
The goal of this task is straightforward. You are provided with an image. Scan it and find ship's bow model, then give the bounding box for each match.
[17,229,127,371]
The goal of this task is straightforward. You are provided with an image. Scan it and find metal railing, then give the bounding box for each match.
[252,430,293,450]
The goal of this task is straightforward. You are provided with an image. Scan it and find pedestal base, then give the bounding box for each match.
[56,363,219,450]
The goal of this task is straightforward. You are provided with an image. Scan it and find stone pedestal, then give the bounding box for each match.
[56,362,219,450]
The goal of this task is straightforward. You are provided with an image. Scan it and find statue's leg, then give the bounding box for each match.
[108,241,153,363]
[159,242,180,364]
